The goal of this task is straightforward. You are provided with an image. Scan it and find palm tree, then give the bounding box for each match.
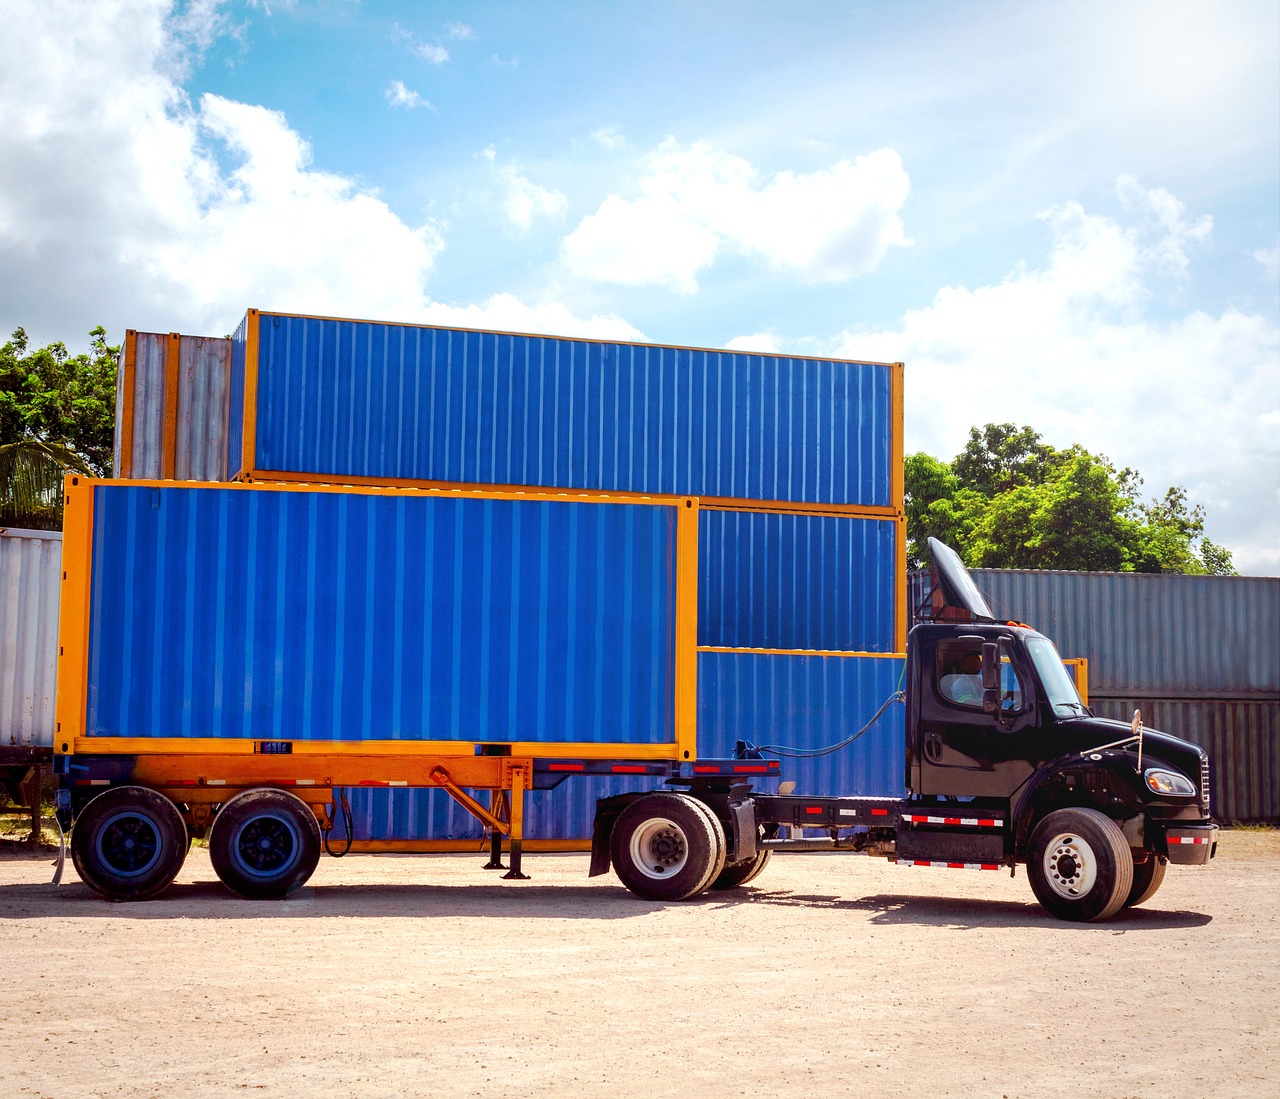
[0,439,91,530]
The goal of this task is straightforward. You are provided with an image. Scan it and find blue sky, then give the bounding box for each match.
[2,1,1278,570]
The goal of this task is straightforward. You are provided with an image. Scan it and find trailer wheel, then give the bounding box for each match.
[1124,854,1167,908]
[710,848,772,890]
[70,786,188,901]
[610,793,721,901]
[1027,808,1133,922]
[209,788,321,899]
[683,797,728,892]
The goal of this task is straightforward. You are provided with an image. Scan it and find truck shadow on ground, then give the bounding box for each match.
[715,888,1214,930]
[0,877,1212,929]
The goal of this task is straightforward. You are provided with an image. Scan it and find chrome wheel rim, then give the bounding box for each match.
[629,817,689,880]
[1042,831,1098,899]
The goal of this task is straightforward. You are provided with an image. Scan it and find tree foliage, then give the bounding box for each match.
[906,423,1235,575]
[1,327,117,529]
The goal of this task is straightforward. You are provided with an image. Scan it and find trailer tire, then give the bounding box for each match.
[1124,854,1167,908]
[683,796,728,893]
[70,786,188,901]
[710,848,772,890]
[610,793,721,901]
[209,788,321,900]
[1027,808,1133,922]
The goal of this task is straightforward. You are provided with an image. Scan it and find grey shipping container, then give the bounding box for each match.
[115,331,232,481]
[911,567,1280,821]
[0,528,61,748]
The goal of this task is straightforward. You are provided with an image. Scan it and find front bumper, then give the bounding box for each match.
[1157,820,1219,865]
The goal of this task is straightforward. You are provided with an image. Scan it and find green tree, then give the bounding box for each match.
[0,326,117,529]
[907,423,1235,575]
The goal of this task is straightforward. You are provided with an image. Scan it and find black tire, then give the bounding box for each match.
[1027,808,1134,922]
[610,793,721,901]
[1125,855,1167,908]
[710,848,772,890]
[69,786,188,901]
[683,796,728,893]
[208,788,321,899]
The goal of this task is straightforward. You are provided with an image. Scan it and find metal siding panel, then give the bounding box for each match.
[1091,698,1279,823]
[699,512,897,651]
[697,651,907,799]
[250,314,893,506]
[0,530,62,747]
[83,485,679,745]
[128,333,168,479]
[911,568,1280,697]
[174,336,231,480]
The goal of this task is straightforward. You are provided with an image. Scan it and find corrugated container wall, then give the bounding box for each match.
[231,312,900,508]
[0,529,61,747]
[74,483,684,747]
[115,331,231,481]
[910,568,1280,821]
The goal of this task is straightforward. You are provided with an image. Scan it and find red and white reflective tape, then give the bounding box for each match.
[902,814,1004,828]
[357,780,409,787]
[1169,836,1209,845]
[897,858,1002,871]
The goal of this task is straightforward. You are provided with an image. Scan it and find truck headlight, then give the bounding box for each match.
[1144,768,1196,796]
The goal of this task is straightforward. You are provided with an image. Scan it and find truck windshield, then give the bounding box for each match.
[1025,635,1088,717]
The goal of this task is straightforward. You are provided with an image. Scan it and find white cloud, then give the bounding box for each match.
[590,126,626,151]
[420,293,643,342]
[560,138,910,292]
[1255,245,1280,282]
[0,0,617,344]
[385,80,430,110]
[483,147,568,231]
[415,42,449,65]
[723,332,782,354]
[446,22,474,40]
[834,183,1280,573]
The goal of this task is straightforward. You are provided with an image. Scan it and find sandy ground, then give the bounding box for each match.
[1,831,1277,1099]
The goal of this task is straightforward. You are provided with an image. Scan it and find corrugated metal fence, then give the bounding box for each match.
[0,529,61,747]
[911,568,1280,822]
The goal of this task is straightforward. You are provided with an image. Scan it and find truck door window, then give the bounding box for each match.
[935,642,985,709]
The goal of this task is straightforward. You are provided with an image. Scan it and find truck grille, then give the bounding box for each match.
[1200,753,1211,816]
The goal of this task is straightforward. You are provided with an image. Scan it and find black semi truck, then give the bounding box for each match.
[594,540,1219,922]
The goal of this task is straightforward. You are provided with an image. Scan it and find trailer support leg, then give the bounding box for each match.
[503,765,530,881]
[483,791,508,870]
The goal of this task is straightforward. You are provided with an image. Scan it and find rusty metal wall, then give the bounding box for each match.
[115,332,231,481]
[0,529,61,747]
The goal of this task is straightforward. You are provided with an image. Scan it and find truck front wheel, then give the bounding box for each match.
[610,793,723,901]
[1027,808,1133,922]
[209,788,322,899]
[70,786,188,901]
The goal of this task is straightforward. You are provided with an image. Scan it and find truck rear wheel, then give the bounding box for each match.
[610,793,722,901]
[1125,855,1167,908]
[1027,808,1133,922]
[710,849,772,890]
[70,786,188,901]
[209,788,322,899]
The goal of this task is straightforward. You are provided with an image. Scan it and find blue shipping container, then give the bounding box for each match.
[75,481,684,746]
[229,311,901,509]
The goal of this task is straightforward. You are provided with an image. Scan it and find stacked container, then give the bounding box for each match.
[110,309,907,846]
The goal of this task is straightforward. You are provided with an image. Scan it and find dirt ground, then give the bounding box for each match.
[1,831,1276,1099]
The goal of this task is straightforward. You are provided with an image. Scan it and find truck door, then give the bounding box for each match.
[917,635,1038,798]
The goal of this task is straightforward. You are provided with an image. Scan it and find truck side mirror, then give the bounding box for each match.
[983,688,1000,715]
[981,642,1000,690]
